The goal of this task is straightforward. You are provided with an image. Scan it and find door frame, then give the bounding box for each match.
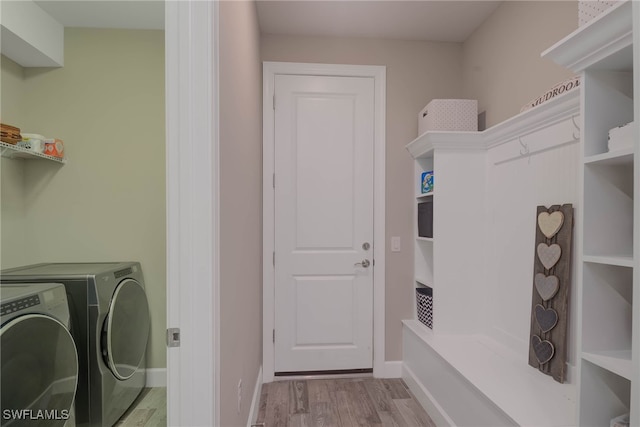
[262,62,386,383]
[166,1,219,425]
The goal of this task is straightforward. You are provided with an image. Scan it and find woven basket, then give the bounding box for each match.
[1,123,21,145]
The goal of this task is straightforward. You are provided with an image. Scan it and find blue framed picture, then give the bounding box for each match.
[421,171,434,194]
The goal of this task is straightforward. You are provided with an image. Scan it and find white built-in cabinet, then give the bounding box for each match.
[402,2,639,426]
[543,1,638,425]
[404,91,580,427]
[409,133,486,335]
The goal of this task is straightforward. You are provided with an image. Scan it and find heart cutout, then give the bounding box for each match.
[538,211,564,239]
[535,304,558,332]
[534,273,560,301]
[537,243,562,270]
[531,335,555,364]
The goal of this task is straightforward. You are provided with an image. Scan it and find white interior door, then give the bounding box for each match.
[274,74,375,373]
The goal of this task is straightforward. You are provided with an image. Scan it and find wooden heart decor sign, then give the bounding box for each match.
[534,273,559,301]
[528,204,573,383]
[537,211,564,239]
[535,304,558,332]
[531,335,555,364]
[537,243,561,270]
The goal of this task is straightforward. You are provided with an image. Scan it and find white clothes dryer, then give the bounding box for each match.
[0,283,78,427]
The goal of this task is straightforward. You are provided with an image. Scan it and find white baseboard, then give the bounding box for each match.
[145,368,167,388]
[402,364,454,427]
[247,366,263,427]
[377,361,403,378]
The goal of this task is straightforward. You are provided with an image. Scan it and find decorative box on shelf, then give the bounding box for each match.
[418,99,478,135]
[579,0,623,26]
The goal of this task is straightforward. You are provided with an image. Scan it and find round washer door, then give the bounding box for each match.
[103,278,150,380]
[1,314,78,427]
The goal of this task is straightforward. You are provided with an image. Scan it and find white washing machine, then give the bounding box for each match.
[1,263,150,427]
[0,283,79,427]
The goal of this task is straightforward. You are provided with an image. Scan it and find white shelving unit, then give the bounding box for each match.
[0,141,67,164]
[407,131,486,334]
[542,1,638,424]
[403,90,581,426]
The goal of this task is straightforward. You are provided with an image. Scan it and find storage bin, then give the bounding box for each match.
[1,123,21,145]
[418,99,478,135]
[418,200,433,238]
[579,0,622,26]
[416,287,433,329]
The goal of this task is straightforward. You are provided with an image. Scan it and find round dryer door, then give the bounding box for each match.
[103,278,150,380]
[1,314,78,426]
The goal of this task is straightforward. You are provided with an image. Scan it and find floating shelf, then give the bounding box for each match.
[0,141,67,164]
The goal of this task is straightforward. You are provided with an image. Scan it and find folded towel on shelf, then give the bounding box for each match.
[608,122,633,152]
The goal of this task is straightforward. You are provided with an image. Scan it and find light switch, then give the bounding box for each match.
[391,236,401,252]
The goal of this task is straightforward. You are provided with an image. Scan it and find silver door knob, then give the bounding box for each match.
[354,259,370,268]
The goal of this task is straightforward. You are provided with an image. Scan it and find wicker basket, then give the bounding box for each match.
[1,123,21,145]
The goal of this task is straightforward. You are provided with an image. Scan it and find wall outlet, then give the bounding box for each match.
[237,379,242,414]
[391,236,401,252]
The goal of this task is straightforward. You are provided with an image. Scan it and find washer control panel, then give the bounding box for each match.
[1,295,40,315]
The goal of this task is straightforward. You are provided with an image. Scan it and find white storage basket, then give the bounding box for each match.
[418,99,477,135]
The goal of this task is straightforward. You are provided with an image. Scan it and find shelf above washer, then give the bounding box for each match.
[0,141,67,164]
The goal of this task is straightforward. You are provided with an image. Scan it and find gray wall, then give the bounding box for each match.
[462,1,578,127]
[219,1,264,425]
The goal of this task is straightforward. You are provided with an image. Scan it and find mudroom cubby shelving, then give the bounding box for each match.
[542,0,639,425]
[403,87,580,426]
[407,132,486,335]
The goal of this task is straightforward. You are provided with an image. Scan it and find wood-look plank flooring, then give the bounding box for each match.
[255,378,436,427]
[115,387,166,426]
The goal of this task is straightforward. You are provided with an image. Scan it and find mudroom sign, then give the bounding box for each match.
[528,204,573,384]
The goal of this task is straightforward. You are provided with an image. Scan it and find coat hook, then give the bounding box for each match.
[571,115,580,140]
[519,137,530,156]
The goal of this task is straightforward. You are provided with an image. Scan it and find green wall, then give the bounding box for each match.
[0,28,166,369]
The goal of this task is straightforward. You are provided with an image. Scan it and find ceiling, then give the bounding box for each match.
[257,1,502,43]
[34,1,165,30]
[32,0,502,43]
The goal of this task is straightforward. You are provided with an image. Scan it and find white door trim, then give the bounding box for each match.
[263,62,386,382]
[166,1,219,426]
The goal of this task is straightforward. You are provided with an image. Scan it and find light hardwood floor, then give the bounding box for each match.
[115,387,166,426]
[254,378,436,427]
